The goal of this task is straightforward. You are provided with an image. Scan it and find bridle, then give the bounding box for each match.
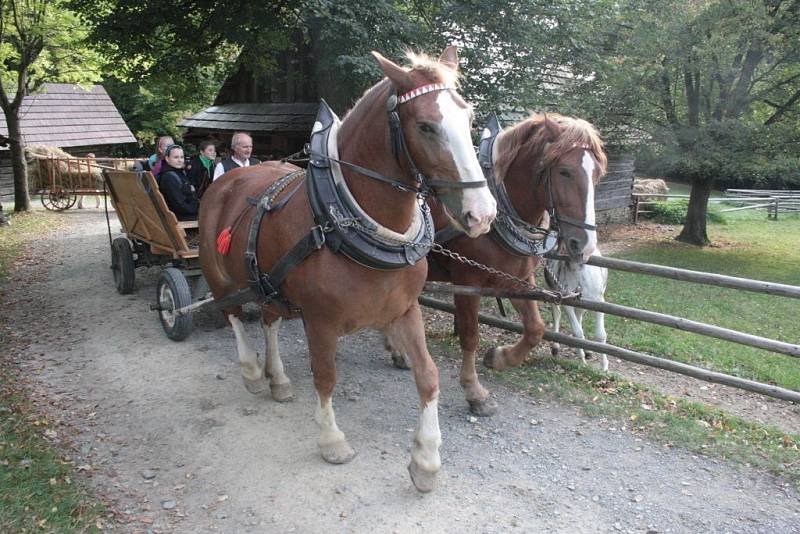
[311,81,487,200]
[542,143,598,232]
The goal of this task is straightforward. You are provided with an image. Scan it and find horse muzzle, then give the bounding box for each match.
[565,229,597,263]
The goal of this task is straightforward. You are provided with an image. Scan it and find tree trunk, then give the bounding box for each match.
[5,111,30,212]
[676,178,712,246]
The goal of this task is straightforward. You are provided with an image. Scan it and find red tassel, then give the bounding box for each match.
[216,227,233,255]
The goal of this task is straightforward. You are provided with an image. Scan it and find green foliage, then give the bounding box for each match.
[0,1,102,98]
[646,199,726,225]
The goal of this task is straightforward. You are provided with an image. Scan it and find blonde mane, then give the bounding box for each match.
[494,113,607,185]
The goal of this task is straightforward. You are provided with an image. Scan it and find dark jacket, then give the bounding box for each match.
[220,156,260,173]
[186,155,213,198]
[158,164,199,220]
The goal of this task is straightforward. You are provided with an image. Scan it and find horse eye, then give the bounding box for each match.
[559,169,571,178]
[419,123,436,135]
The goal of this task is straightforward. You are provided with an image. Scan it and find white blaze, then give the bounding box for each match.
[581,151,598,256]
[436,91,496,235]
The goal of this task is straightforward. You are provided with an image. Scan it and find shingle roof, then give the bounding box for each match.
[179,103,319,133]
[0,83,136,149]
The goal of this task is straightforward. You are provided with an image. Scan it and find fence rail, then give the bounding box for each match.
[419,254,800,404]
[632,191,800,221]
[418,296,800,404]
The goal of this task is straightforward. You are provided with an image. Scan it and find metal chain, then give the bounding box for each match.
[329,215,577,301]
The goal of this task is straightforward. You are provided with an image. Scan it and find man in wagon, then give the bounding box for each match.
[212,132,260,181]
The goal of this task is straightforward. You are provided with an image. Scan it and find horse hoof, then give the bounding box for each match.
[243,376,268,395]
[408,460,438,493]
[468,398,498,417]
[270,382,294,402]
[550,345,560,356]
[391,352,411,370]
[321,440,356,465]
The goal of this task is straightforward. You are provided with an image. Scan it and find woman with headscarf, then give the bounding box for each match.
[158,144,199,220]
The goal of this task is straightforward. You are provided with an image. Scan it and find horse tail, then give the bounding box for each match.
[198,186,237,292]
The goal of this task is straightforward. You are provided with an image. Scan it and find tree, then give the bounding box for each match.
[565,0,800,245]
[0,0,102,211]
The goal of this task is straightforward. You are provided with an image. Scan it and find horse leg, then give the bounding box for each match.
[77,196,85,209]
[454,294,496,417]
[383,332,412,370]
[386,302,441,492]
[564,306,587,364]
[261,316,294,401]
[229,314,268,394]
[550,304,562,356]
[485,298,545,369]
[306,321,355,465]
[595,310,608,371]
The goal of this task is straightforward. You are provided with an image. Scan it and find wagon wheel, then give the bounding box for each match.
[111,237,136,294]
[157,268,194,341]
[41,188,77,211]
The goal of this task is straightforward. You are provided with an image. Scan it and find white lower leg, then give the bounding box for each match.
[229,315,262,380]
[262,318,289,385]
[411,395,442,473]
[595,311,608,371]
[314,393,346,448]
[565,307,586,363]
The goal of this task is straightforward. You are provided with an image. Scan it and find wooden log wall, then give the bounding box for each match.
[596,152,634,212]
[0,154,13,205]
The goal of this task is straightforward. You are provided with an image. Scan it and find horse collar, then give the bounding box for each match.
[307,100,434,270]
[477,113,558,257]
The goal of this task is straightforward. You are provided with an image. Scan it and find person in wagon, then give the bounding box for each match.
[186,139,217,198]
[212,132,259,181]
[158,144,199,220]
[147,135,175,178]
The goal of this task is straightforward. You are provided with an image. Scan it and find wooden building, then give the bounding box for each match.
[180,41,320,159]
[0,83,136,205]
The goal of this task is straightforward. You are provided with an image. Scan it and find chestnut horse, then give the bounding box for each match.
[390,113,606,416]
[199,47,496,492]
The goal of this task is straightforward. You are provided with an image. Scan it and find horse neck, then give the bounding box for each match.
[498,135,548,226]
[336,83,417,233]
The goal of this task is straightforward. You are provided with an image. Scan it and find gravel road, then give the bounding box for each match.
[4,210,799,533]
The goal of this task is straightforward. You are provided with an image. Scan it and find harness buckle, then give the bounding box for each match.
[310,224,327,249]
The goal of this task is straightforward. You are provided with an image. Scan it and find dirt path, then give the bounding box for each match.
[4,211,800,533]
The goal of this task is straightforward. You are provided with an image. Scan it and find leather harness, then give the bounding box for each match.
[238,85,484,309]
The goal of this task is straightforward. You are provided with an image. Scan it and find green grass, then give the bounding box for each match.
[604,210,800,391]
[0,211,103,532]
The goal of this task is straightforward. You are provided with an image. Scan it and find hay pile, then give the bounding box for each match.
[633,178,669,200]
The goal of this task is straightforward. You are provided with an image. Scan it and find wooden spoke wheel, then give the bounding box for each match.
[41,188,77,211]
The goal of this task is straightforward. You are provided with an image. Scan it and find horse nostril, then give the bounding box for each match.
[464,211,479,227]
[567,237,581,253]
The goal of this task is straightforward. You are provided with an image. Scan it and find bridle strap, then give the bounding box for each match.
[543,169,598,232]
[308,150,422,195]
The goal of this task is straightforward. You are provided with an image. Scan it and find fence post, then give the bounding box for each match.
[633,196,640,224]
[774,197,779,220]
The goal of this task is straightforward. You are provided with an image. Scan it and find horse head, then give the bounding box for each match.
[503,114,605,263]
[371,47,496,238]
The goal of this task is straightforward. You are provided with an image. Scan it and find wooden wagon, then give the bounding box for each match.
[103,169,208,340]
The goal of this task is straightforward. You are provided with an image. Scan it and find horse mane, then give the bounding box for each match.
[342,51,460,123]
[494,113,607,185]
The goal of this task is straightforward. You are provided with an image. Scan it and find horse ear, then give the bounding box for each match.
[542,114,562,142]
[371,51,412,91]
[438,45,459,71]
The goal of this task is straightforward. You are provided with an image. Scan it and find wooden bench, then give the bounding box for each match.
[104,170,198,259]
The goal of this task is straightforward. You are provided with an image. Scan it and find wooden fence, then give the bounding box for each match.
[634,190,800,221]
[419,254,800,403]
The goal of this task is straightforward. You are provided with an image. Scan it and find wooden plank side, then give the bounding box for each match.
[105,171,191,256]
